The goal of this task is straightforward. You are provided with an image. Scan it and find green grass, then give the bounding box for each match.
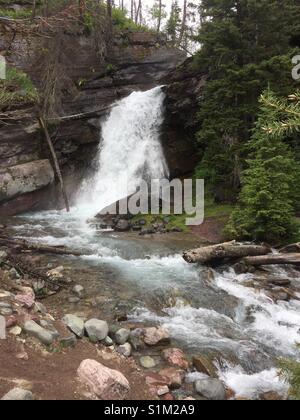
[205,199,234,219]
[131,213,191,233]
[130,199,234,234]
[0,67,38,109]
[0,7,32,19]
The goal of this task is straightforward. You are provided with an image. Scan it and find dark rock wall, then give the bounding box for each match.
[0,26,203,216]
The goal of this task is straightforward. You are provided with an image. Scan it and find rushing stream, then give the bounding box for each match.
[7,87,300,399]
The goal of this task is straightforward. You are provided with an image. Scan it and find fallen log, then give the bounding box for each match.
[0,236,81,257]
[279,243,300,253]
[243,253,300,266]
[183,241,271,264]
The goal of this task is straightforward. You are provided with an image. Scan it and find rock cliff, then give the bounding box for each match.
[0,23,203,216]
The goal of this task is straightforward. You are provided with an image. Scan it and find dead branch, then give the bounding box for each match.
[0,235,81,256]
[38,116,70,212]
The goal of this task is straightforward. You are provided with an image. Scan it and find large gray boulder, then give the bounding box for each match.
[85,319,109,342]
[63,314,85,338]
[0,160,54,203]
[24,320,54,346]
[195,378,226,400]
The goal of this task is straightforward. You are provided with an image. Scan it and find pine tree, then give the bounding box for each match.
[194,0,300,200]
[225,90,300,243]
[166,0,181,45]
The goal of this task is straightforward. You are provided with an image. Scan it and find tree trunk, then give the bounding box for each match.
[157,0,162,32]
[31,0,36,21]
[38,116,70,213]
[177,0,187,46]
[243,253,300,266]
[183,241,271,264]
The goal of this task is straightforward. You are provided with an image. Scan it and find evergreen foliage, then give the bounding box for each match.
[194,0,300,200]
[225,91,300,243]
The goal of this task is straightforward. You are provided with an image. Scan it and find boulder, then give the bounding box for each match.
[62,314,85,338]
[117,343,132,357]
[114,219,130,232]
[162,348,189,369]
[24,320,54,346]
[143,326,170,346]
[1,388,33,401]
[84,319,109,342]
[114,328,130,345]
[129,328,145,350]
[77,359,130,400]
[195,378,226,401]
[192,355,217,377]
[0,160,54,203]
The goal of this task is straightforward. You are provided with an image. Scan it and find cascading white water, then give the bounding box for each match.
[76,87,168,219]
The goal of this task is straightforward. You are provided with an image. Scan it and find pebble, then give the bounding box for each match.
[140,356,157,369]
[9,326,22,336]
[68,297,80,304]
[73,285,85,299]
[157,385,170,396]
[0,250,8,263]
[0,307,13,316]
[102,336,114,347]
[9,268,20,280]
[59,334,77,348]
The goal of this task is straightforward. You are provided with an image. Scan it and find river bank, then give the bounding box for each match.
[1,216,299,400]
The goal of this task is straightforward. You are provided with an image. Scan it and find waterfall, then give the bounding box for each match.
[76,87,169,219]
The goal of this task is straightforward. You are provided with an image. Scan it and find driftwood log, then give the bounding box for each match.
[279,243,300,253]
[0,236,81,256]
[242,253,300,266]
[183,241,271,264]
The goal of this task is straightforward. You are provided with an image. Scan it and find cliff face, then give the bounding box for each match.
[0,24,202,216]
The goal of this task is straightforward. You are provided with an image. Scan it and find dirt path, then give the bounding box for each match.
[0,337,153,400]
